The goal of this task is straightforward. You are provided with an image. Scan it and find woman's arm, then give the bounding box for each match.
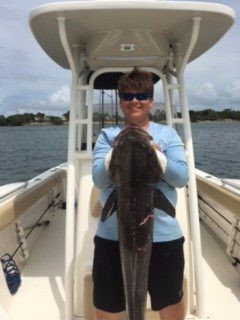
[92,130,114,189]
[163,129,189,188]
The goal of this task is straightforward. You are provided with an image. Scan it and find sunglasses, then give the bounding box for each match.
[120,92,150,101]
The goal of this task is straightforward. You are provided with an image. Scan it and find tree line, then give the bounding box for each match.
[188,108,240,122]
[0,108,239,126]
[0,112,69,126]
[94,108,240,123]
[151,108,240,122]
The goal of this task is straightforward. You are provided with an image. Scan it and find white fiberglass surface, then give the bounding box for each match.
[4,210,240,320]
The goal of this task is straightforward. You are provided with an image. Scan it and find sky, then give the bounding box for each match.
[0,0,240,116]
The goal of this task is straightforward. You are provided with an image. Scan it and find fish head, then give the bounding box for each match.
[109,124,163,186]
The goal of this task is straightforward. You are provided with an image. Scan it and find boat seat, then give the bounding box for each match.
[90,186,101,218]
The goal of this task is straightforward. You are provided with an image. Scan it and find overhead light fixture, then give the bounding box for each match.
[120,44,135,52]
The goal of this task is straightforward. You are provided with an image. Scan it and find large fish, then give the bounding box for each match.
[101,124,175,320]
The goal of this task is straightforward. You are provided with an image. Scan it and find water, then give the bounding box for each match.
[0,122,239,186]
[187,122,240,179]
[0,126,68,185]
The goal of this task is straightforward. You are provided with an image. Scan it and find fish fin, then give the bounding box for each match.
[101,189,117,222]
[153,189,176,218]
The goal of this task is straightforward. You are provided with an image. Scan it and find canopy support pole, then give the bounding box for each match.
[161,16,205,318]
[58,16,80,320]
[176,17,205,318]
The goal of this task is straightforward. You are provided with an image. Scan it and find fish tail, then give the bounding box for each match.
[120,244,151,320]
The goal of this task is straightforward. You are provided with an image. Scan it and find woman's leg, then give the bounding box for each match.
[93,237,125,318]
[159,299,185,320]
[94,308,120,320]
[148,238,185,319]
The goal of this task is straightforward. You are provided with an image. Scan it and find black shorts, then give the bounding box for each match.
[92,236,185,312]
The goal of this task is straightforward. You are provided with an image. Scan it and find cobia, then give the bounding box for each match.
[101,124,175,320]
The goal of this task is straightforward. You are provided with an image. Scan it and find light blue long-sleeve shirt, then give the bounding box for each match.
[92,121,189,242]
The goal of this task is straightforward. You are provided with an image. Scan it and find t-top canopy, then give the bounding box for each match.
[29,1,235,71]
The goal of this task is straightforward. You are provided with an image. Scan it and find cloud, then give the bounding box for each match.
[187,79,240,109]
[0,5,22,22]
[4,48,30,63]
[225,79,240,101]
[0,93,3,104]
[154,82,164,101]
[1,0,240,116]
[195,82,217,101]
[49,85,70,105]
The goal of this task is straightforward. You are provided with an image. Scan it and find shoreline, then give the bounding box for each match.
[191,119,240,124]
[0,119,239,127]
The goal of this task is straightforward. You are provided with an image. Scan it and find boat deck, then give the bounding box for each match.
[6,208,240,320]
[200,224,240,320]
[8,208,66,320]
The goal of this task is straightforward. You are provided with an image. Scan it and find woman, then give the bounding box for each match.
[92,67,188,320]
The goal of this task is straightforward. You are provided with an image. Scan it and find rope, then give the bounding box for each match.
[0,193,61,295]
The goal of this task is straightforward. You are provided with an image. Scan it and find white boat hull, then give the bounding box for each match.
[196,168,240,273]
[0,166,240,319]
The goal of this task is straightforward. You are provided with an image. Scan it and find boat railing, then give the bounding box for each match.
[0,183,28,202]
[221,179,240,196]
[0,168,66,231]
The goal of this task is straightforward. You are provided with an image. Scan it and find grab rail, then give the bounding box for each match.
[0,170,66,231]
[0,183,28,201]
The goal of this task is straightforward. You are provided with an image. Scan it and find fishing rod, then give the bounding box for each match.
[0,193,63,295]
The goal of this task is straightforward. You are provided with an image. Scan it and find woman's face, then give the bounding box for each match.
[120,91,153,125]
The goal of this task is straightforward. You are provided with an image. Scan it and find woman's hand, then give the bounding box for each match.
[151,142,167,174]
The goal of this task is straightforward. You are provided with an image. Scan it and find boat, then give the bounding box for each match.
[0,1,239,319]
